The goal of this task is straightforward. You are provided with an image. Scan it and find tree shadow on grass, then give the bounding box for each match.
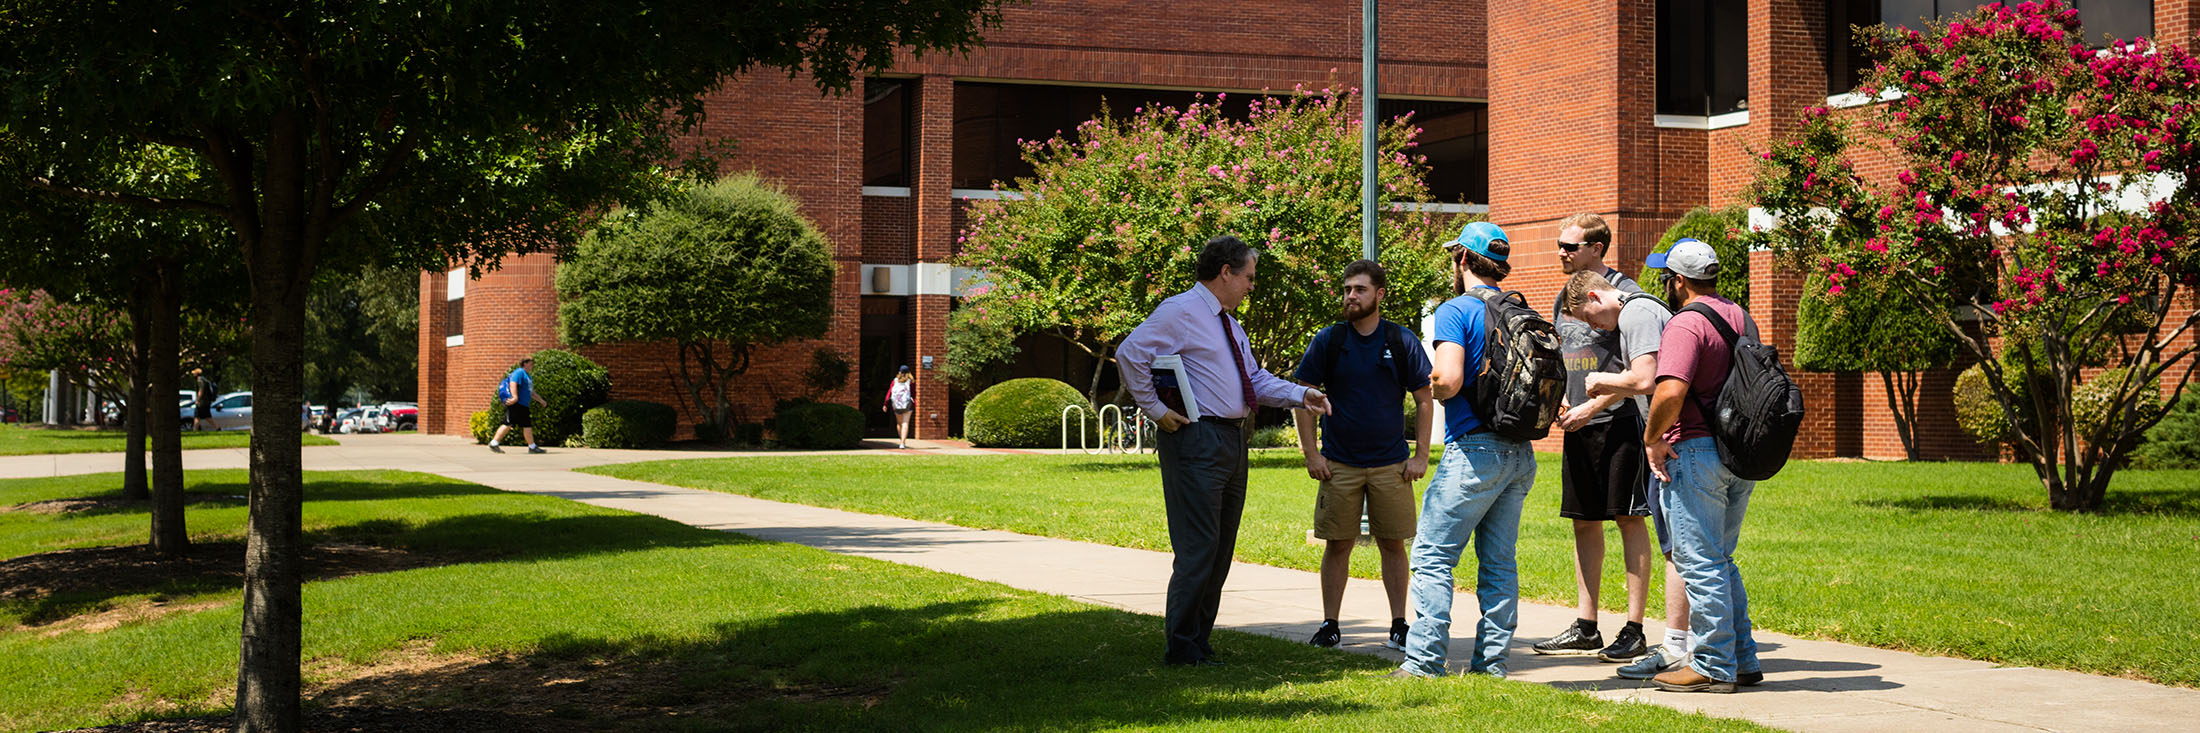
[299,598,1389,731]
[1858,484,2200,517]
[5,512,757,631]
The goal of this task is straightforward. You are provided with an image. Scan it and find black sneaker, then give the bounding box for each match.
[1308,621,1340,648]
[1385,620,1409,651]
[1597,625,1649,662]
[526,446,546,454]
[1738,670,1764,686]
[1530,622,1604,656]
[488,444,503,453]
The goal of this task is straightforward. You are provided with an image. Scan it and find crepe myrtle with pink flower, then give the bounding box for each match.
[1749,1,2199,511]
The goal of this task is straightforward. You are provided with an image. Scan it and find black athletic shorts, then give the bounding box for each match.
[1559,410,1652,521]
[504,404,532,428]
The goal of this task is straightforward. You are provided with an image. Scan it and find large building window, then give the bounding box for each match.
[1658,0,1749,117]
[1829,1,2153,95]
[952,82,1486,202]
[864,77,913,188]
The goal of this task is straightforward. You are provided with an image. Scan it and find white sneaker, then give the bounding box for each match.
[1616,647,1685,680]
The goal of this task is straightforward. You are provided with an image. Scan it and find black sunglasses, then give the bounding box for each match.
[1556,239,1597,253]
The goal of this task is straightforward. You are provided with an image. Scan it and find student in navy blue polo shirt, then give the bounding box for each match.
[1291,259,1435,652]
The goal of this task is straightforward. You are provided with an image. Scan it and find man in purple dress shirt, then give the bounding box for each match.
[1118,235,1331,667]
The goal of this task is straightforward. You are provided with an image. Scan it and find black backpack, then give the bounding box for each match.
[1319,319,1420,393]
[1678,302,1806,481]
[1467,289,1566,441]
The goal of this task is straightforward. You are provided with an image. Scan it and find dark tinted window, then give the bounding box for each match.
[1830,1,2151,95]
[1658,0,1749,116]
[1383,99,1487,204]
[864,78,913,188]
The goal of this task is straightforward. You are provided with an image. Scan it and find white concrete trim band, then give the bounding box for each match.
[861,263,985,297]
[861,186,912,198]
[1653,110,1751,130]
[445,334,464,347]
[446,269,466,300]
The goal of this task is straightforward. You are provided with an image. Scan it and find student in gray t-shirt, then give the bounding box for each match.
[1532,214,1660,662]
[1562,267,1697,681]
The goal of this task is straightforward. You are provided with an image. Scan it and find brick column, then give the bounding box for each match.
[417,270,448,434]
[910,74,955,439]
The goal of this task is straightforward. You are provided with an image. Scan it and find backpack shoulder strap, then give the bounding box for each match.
[1382,319,1417,390]
[1318,322,1347,385]
[1620,291,1671,313]
[1679,302,1740,350]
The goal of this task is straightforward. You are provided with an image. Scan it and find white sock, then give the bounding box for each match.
[1665,628,1692,656]
[489,440,498,447]
[527,443,537,449]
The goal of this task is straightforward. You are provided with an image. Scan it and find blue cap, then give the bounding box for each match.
[1445,221,1510,263]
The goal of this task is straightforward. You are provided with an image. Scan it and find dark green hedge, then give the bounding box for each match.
[773,402,864,449]
[484,348,612,447]
[582,400,679,449]
[2136,393,2200,469]
[965,378,1089,448]
[1645,206,1751,309]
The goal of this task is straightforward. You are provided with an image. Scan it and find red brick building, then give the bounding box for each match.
[420,0,2191,460]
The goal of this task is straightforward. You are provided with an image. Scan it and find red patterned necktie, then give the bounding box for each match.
[1218,313,1256,417]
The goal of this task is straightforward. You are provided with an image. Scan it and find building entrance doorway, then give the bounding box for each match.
[859,296,912,438]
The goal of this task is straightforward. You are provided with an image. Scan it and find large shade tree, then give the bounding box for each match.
[0,1,1006,728]
[949,84,1460,403]
[557,174,836,435]
[1750,1,2199,511]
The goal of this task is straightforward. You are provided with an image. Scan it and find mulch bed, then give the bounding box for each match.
[0,541,446,606]
[4,494,243,515]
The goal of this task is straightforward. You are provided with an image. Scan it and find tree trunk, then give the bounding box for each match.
[148,259,188,556]
[121,277,151,502]
[1085,343,1112,409]
[236,111,312,733]
[1880,371,1922,461]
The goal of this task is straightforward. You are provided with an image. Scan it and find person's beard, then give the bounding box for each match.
[1342,299,1378,322]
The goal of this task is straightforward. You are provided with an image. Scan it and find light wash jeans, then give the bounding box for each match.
[1662,437,1760,682]
[1399,433,1535,677]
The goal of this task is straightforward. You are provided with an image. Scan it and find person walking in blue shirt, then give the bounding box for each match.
[489,357,547,454]
[1391,221,1536,680]
[1118,235,1331,667]
[1291,259,1434,651]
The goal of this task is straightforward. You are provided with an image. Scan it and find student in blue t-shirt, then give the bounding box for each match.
[1390,221,1537,681]
[1291,259,1435,652]
[488,357,548,454]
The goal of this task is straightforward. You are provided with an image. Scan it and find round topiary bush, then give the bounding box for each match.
[483,348,612,447]
[965,378,1091,448]
[772,402,864,449]
[1645,206,1751,309]
[582,401,679,449]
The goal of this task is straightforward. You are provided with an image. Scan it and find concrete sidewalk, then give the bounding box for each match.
[8,433,2196,731]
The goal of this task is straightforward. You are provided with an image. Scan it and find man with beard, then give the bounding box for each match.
[1531,213,1656,664]
[1290,259,1434,651]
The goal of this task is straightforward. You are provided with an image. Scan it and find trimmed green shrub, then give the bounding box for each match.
[2135,393,2200,469]
[582,401,679,449]
[469,410,494,445]
[965,378,1090,448]
[484,348,612,447]
[1955,363,2160,448]
[731,423,763,446]
[773,402,864,449]
[692,422,729,445]
[1644,206,1751,309]
[1248,424,1298,449]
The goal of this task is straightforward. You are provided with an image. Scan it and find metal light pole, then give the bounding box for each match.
[1360,0,1379,261]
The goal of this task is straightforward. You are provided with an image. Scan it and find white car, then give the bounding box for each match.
[338,406,392,434]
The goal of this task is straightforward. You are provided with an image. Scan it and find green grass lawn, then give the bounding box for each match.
[0,424,336,455]
[0,470,1763,732]
[587,451,2200,688]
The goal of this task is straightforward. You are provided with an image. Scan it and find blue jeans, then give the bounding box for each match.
[1662,437,1760,682]
[1399,433,1535,677]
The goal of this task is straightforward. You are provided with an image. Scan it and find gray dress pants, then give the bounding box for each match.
[1157,417,1249,664]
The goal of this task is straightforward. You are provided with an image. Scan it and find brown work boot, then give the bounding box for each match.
[1652,667,1736,693]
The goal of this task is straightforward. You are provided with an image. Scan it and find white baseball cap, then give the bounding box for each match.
[1646,238,1720,279]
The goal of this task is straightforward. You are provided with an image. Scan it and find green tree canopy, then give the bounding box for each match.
[558,174,836,433]
[0,1,1007,725]
[949,84,1460,400]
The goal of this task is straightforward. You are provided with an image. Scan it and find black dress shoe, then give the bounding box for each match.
[1738,670,1763,686]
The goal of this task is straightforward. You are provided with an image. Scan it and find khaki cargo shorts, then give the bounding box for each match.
[1313,461,1417,541]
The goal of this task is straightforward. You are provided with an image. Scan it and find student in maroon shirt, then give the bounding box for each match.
[1640,239,1765,693]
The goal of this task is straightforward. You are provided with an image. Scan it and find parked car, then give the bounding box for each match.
[173,391,311,431]
[384,404,418,431]
[337,406,392,434]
